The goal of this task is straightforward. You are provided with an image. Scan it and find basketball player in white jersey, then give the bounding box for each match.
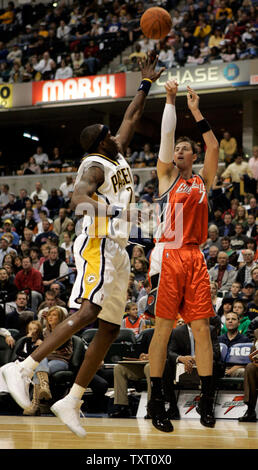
[1,54,165,437]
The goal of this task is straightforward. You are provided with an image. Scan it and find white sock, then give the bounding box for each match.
[68,383,86,400]
[22,356,39,376]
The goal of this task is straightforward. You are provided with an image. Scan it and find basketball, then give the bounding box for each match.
[140,7,172,40]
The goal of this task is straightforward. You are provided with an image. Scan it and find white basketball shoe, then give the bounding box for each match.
[1,361,33,409]
[51,395,86,438]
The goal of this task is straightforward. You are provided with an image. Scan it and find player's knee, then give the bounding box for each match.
[76,300,100,326]
[104,323,120,341]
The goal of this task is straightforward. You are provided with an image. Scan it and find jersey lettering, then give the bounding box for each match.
[111,167,133,194]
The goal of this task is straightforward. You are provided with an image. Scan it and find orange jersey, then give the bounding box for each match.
[155,173,208,247]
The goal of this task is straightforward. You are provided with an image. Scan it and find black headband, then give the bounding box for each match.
[87,125,109,153]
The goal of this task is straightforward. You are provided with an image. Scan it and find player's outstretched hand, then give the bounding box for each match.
[187,86,200,112]
[165,80,178,97]
[139,52,165,83]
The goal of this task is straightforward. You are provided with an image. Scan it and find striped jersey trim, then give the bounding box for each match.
[82,153,120,166]
[155,174,181,202]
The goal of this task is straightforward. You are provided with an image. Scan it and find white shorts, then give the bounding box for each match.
[69,235,130,326]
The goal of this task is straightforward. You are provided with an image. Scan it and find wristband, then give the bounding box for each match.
[107,204,125,219]
[196,119,211,134]
[138,78,152,96]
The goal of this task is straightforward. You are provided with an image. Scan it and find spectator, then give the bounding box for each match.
[158,44,175,69]
[251,266,258,288]
[219,131,237,165]
[30,246,41,271]
[0,236,16,267]
[55,57,73,80]
[46,188,64,218]
[221,154,253,199]
[47,147,62,169]
[17,208,37,235]
[36,210,53,235]
[245,213,256,238]
[238,328,258,422]
[14,320,43,362]
[23,156,41,175]
[109,328,153,418]
[59,176,74,199]
[210,281,223,313]
[33,199,49,224]
[209,251,236,294]
[219,212,235,237]
[53,208,73,237]
[5,291,34,337]
[220,236,237,266]
[129,42,147,63]
[230,223,249,252]
[0,184,10,208]
[0,2,15,25]
[39,245,69,289]
[14,256,44,313]
[206,245,219,269]
[60,232,74,263]
[206,224,222,250]
[0,266,17,306]
[35,220,58,247]
[131,256,148,283]
[215,0,233,25]
[221,299,251,335]
[248,146,258,181]
[208,27,225,48]
[121,302,145,337]
[30,181,48,205]
[227,281,242,300]
[218,311,249,377]
[235,249,257,286]
[56,20,70,43]
[23,306,73,416]
[33,51,56,80]
[233,205,248,229]
[247,197,257,218]
[193,19,212,41]
[1,221,20,250]
[71,50,85,77]
[37,289,68,327]
[241,281,256,303]
[246,290,258,321]
[217,296,234,326]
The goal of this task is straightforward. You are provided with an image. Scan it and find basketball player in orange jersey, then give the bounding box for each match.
[147,80,219,432]
[1,54,165,438]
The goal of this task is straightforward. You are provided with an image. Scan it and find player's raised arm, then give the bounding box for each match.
[116,53,165,155]
[186,86,219,191]
[157,80,179,184]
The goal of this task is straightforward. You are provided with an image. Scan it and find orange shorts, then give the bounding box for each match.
[149,244,214,324]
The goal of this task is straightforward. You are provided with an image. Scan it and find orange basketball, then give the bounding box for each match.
[140,7,172,40]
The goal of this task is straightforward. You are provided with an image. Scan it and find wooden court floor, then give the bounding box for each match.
[0,415,257,450]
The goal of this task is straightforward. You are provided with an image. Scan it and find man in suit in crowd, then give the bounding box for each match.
[109,328,154,418]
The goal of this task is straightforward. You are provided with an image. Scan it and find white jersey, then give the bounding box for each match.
[75,152,135,248]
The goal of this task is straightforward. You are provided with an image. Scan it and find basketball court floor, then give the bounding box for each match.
[0,415,256,450]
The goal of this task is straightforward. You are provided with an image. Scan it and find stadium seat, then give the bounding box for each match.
[0,336,13,367]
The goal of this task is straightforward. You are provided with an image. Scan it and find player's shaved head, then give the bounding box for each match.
[80,124,102,152]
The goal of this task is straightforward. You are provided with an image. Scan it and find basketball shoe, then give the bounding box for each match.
[1,361,33,409]
[147,398,174,433]
[51,395,86,438]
